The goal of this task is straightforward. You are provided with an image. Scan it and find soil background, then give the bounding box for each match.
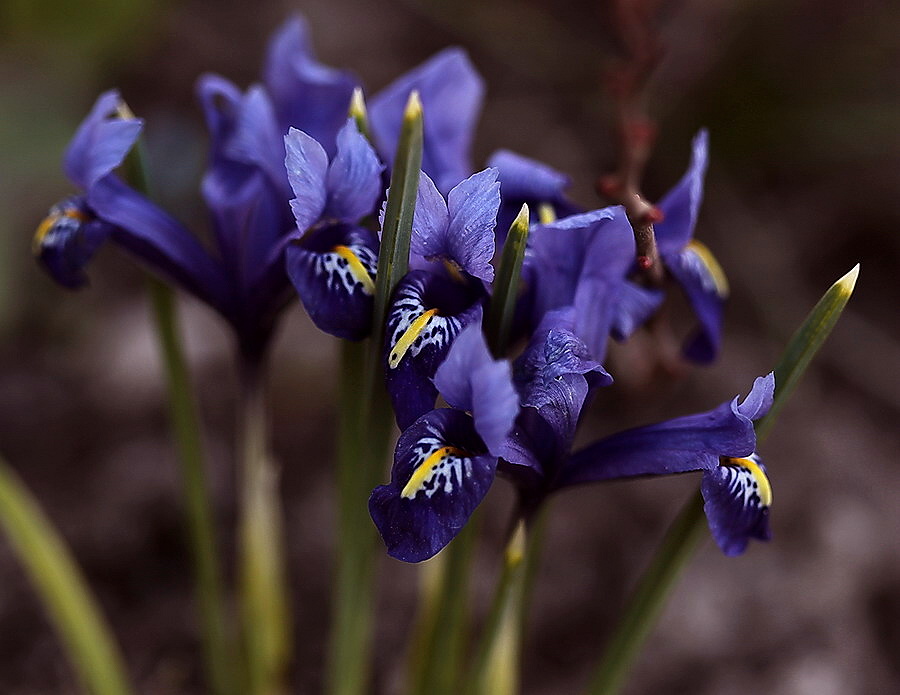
[1,0,899,693]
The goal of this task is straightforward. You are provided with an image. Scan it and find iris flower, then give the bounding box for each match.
[383,168,500,429]
[370,323,518,562]
[558,372,776,556]
[652,129,728,363]
[35,17,361,359]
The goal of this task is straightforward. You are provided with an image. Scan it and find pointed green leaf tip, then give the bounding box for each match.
[755,263,860,442]
[349,87,371,141]
[486,203,530,357]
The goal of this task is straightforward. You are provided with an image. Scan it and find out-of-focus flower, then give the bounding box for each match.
[369,324,518,562]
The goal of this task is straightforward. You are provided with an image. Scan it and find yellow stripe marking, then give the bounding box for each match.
[333,245,375,295]
[388,308,438,369]
[32,209,89,255]
[401,445,467,499]
[537,203,556,224]
[727,456,772,507]
[687,239,729,297]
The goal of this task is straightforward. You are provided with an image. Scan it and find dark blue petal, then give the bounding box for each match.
[557,395,759,490]
[385,271,484,429]
[87,176,230,311]
[285,223,379,341]
[284,127,329,234]
[369,408,496,562]
[370,48,483,194]
[488,150,571,202]
[325,119,384,223]
[223,85,289,193]
[665,240,727,363]
[433,323,518,455]
[263,15,358,155]
[609,281,665,341]
[34,197,112,289]
[655,130,708,256]
[64,90,143,191]
[445,168,500,282]
[701,454,772,556]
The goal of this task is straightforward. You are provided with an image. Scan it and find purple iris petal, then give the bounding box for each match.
[385,270,484,429]
[609,281,665,341]
[34,197,113,289]
[285,223,379,341]
[737,372,775,420]
[445,168,500,282]
[222,85,289,193]
[701,455,772,556]
[557,381,769,490]
[370,48,483,194]
[433,323,518,455]
[63,90,143,190]
[655,129,708,256]
[369,408,496,562]
[666,242,726,364]
[263,15,358,155]
[284,127,329,235]
[88,176,230,312]
[410,171,450,259]
[324,119,384,223]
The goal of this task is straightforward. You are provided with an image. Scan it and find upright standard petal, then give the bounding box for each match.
[432,323,518,455]
[370,48,483,194]
[284,127,329,235]
[63,90,143,190]
[445,168,500,282]
[369,408,497,562]
[409,171,450,260]
[263,15,358,154]
[701,454,772,555]
[654,129,708,256]
[324,119,384,223]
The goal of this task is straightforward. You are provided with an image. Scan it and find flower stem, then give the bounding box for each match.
[0,457,133,695]
[146,278,234,695]
[467,519,530,695]
[238,360,291,695]
[587,264,860,695]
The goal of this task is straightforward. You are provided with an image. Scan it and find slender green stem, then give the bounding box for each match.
[408,515,479,695]
[146,278,234,695]
[467,520,529,695]
[587,264,860,695]
[327,92,423,695]
[238,361,291,695]
[586,493,706,695]
[0,457,133,695]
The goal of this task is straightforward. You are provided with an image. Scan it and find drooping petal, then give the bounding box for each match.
[263,15,358,155]
[284,127,329,235]
[325,119,384,223]
[64,90,143,191]
[488,150,571,203]
[609,281,665,341]
[701,454,772,556]
[654,129,708,256]
[385,271,484,429]
[33,197,113,289]
[445,168,500,282]
[369,408,496,562]
[285,223,379,341]
[370,48,483,194]
[665,239,727,363]
[87,176,230,312]
[557,391,759,490]
[433,323,518,455]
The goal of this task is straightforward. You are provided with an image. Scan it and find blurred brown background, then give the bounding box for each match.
[1,0,899,692]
